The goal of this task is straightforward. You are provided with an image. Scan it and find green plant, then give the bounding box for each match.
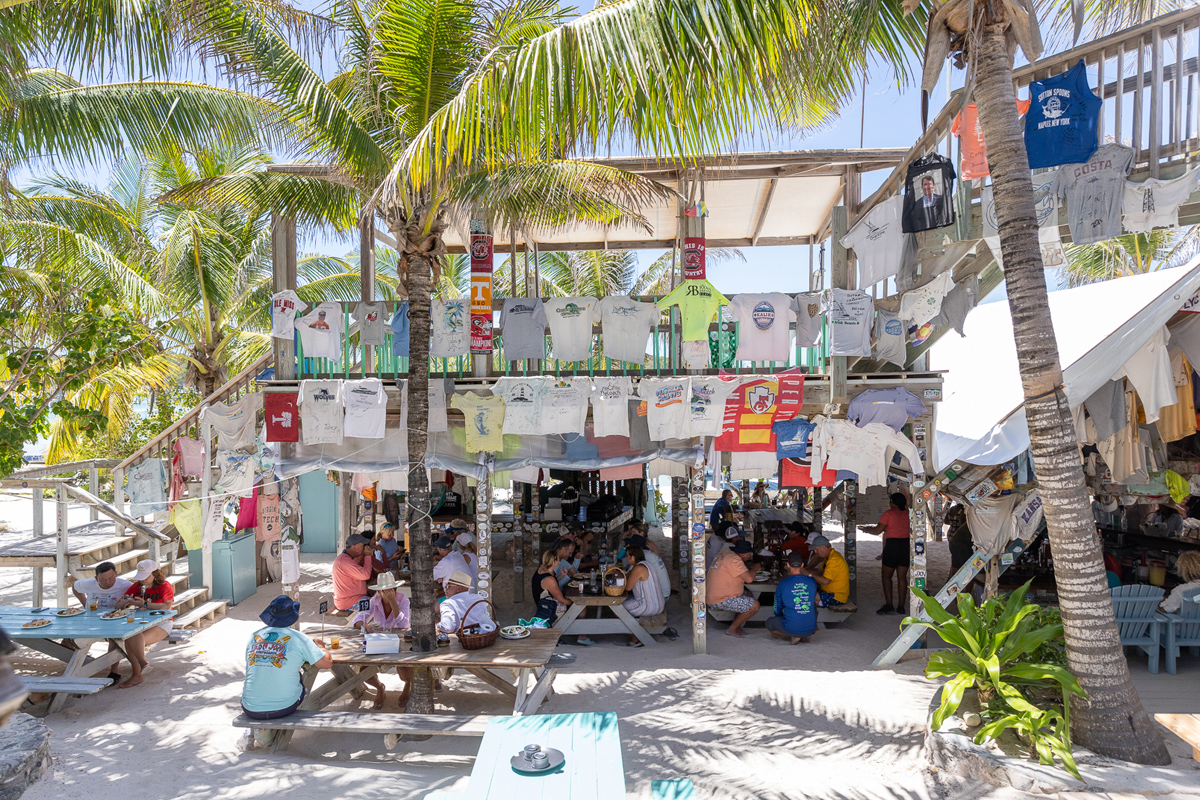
[904,581,1086,779]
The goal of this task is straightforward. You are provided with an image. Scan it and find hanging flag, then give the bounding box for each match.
[683,237,706,280]
[469,221,493,353]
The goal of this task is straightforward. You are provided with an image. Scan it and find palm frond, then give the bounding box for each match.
[157,172,362,233]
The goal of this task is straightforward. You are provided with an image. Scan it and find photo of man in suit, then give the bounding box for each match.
[905,173,952,231]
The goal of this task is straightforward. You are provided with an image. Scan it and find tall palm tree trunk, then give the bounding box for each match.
[973,20,1169,764]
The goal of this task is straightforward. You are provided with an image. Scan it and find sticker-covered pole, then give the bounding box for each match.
[688,466,708,655]
[476,456,494,598]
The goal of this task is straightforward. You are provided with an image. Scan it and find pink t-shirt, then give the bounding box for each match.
[879,508,911,540]
[706,549,753,604]
[332,552,372,610]
[351,592,410,630]
[174,438,205,477]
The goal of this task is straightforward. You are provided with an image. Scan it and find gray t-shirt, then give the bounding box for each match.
[353,301,387,346]
[499,298,547,361]
[1054,144,1134,245]
[628,398,653,450]
[598,296,659,364]
[793,291,826,348]
[873,309,906,368]
[931,274,978,336]
[1084,379,1127,442]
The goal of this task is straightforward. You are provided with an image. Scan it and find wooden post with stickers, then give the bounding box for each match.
[475,455,494,599]
[688,466,708,655]
[469,220,493,367]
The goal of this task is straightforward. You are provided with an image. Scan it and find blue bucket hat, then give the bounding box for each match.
[260,595,301,627]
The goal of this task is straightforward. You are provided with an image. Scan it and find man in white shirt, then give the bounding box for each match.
[432,536,470,593]
[71,562,134,610]
[437,571,496,633]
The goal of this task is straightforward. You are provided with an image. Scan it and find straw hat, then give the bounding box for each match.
[445,570,473,589]
[369,572,403,592]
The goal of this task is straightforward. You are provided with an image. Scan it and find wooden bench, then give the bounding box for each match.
[640,612,668,635]
[233,711,495,751]
[818,603,857,626]
[21,676,110,697]
[1155,713,1200,760]
[652,779,697,799]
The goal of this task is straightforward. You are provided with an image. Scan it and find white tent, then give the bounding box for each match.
[931,261,1200,471]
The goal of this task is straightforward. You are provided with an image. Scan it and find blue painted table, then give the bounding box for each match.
[462,713,625,800]
[0,606,176,711]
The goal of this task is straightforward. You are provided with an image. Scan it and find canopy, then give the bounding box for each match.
[931,261,1200,471]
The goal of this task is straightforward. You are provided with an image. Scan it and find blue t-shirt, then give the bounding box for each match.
[390,302,410,357]
[773,574,819,637]
[375,537,400,562]
[773,418,816,460]
[1024,59,1100,169]
[710,498,732,531]
[242,626,324,713]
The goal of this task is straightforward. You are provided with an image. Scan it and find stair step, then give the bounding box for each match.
[78,547,150,573]
[76,536,138,566]
[174,599,228,629]
[172,587,210,613]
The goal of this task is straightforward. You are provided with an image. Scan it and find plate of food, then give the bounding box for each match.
[500,625,530,640]
[100,610,126,620]
[23,619,51,629]
[57,608,84,617]
[755,571,771,582]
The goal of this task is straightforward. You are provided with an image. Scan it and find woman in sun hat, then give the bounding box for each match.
[351,573,412,709]
[112,559,174,688]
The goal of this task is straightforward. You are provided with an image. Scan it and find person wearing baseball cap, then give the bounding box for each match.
[455,531,479,588]
[111,559,175,688]
[768,552,819,644]
[437,570,495,635]
[333,533,374,611]
[706,540,760,638]
[803,535,850,608]
[432,535,470,593]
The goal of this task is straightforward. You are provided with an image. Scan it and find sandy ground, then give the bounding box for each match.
[2,494,1198,799]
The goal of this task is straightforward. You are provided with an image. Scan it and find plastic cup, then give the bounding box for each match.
[89,600,98,611]
[125,609,136,624]
[330,635,341,649]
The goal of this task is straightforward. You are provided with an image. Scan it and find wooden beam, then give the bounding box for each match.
[5,460,119,480]
[750,178,779,246]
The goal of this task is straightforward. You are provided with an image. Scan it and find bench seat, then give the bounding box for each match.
[1156,713,1200,760]
[21,676,110,696]
[233,710,495,738]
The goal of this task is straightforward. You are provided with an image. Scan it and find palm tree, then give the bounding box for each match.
[1063,227,1199,287]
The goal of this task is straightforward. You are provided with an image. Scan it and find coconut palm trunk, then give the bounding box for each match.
[972,19,1169,765]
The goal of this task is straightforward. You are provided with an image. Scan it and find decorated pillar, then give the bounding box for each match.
[475,456,494,598]
[513,481,524,603]
[671,477,688,602]
[469,221,493,356]
[688,467,708,655]
[844,479,858,605]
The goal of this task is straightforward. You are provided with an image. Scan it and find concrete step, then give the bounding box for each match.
[173,599,228,629]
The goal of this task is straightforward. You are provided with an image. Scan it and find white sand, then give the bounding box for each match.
[1,503,1195,799]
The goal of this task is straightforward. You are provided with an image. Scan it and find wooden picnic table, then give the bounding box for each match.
[0,605,176,712]
[555,595,656,647]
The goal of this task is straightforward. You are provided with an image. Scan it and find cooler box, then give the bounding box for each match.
[187,532,257,605]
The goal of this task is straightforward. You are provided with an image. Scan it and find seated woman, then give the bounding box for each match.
[1162,551,1200,613]
[1149,503,1184,538]
[620,545,664,647]
[748,482,768,509]
[532,549,572,626]
[115,559,175,688]
[372,524,404,575]
[351,572,412,709]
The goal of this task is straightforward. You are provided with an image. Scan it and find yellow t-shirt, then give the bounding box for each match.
[820,549,850,603]
[450,392,507,453]
[658,279,730,342]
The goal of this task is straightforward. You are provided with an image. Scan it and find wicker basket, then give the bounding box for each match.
[603,566,627,597]
[456,599,499,649]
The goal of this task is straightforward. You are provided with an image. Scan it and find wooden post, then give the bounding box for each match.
[200,419,214,589]
[844,478,858,606]
[671,477,688,604]
[88,466,99,522]
[513,481,525,603]
[813,487,823,534]
[688,467,707,655]
[31,487,43,537]
[830,206,850,404]
[32,568,43,607]
[56,482,68,607]
[360,212,376,374]
[476,459,494,599]
[272,215,298,381]
[337,472,351,553]
[111,466,125,537]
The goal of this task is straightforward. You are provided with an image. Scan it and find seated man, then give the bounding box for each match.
[71,561,133,610]
[332,533,373,612]
[706,541,759,638]
[801,535,850,607]
[780,522,811,562]
[239,595,332,750]
[769,552,819,645]
[438,571,497,634]
[432,536,470,591]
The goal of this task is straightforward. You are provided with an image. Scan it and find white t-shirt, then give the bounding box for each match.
[900,271,955,326]
[342,378,387,439]
[687,377,740,437]
[431,298,470,357]
[433,551,471,588]
[298,380,344,445]
[598,297,658,364]
[200,392,263,451]
[793,291,826,348]
[1162,580,1200,613]
[427,380,449,432]
[296,302,345,360]
[270,290,303,340]
[544,297,599,361]
[353,301,387,346]
[73,576,134,610]
[638,377,690,441]
[494,376,550,435]
[215,448,257,497]
[541,379,590,435]
[728,293,796,363]
[839,195,905,288]
[1124,168,1200,233]
[590,376,633,438]
[828,289,873,357]
[437,591,496,633]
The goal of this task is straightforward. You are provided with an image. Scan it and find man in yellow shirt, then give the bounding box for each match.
[799,535,850,607]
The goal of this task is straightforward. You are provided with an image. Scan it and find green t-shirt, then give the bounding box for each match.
[658,279,730,342]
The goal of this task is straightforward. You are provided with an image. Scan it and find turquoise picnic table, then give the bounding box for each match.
[0,605,176,712]
[449,712,625,800]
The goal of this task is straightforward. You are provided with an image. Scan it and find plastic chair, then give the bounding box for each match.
[1110,584,1167,674]
[1163,586,1200,675]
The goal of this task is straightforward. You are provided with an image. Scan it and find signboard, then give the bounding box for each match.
[683,237,706,280]
[1183,290,1200,313]
[469,225,493,353]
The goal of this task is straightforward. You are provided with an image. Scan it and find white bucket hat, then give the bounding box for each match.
[132,559,158,581]
[456,531,475,547]
[369,572,403,592]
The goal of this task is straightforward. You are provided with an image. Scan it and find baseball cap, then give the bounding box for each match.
[434,536,454,549]
[786,552,806,567]
[345,533,371,548]
[723,527,745,541]
[446,570,473,588]
[132,559,158,581]
[810,535,831,548]
[731,541,754,554]
[456,531,475,547]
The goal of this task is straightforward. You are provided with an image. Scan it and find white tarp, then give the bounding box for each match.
[932,261,1200,471]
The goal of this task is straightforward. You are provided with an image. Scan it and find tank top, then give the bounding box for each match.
[532,570,555,603]
[1024,59,1101,169]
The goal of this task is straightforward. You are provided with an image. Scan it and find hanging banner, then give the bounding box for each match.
[469,222,493,353]
[682,237,706,280]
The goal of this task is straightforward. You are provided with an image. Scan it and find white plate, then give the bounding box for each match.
[500,629,531,640]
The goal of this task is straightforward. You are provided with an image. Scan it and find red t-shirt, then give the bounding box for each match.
[125,581,175,606]
[781,536,810,561]
[878,508,911,540]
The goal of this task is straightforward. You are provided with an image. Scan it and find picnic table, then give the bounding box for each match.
[555,595,655,647]
[746,508,799,538]
[0,605,176,712]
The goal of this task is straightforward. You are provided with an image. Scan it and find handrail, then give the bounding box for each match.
[61,484,172,543]
[3,459,120,480]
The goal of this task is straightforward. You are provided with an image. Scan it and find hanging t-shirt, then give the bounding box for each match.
[493,376,550,435]
[353,301,387,346]
[298,380,343,445]
[847,388,927,431]
[427,379,449,433]
[965,493,1021,556]
[827,289,873,357]
[873,309,907,368]
[1123,168,1200,233]
[657,279,730,342]
[296,302,345,360]
[598,296,659,364]
[1054,143,1135,245]
[389,302,410,358]
[431,298,470,357]
[541,379,590,435]
[899,271,955,327]
[499,298,547,361]
[342,378,387,439]
[200,392,262,451]
[264,392,299,443]
[450,392,506,452]
[930,274,979,337]
[901,153,956,233]
[126,459,167,517]
[629,399,652,449]
[173,438,205,477]
[952,99,1032,180]
[793,291,826,348]
[590,376,633,438]
[982,176,1068,271]
[773,417,816,460]
[1025,60,1102,170]
[270,290,303,340]
[256,493,281,542]
[839,195,904,287]
[638,377,690,441]
[543,297,599,361]
[728,293,796,363]
[215,449,257,497]
[687,376,740,437]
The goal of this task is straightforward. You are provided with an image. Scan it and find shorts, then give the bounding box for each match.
[242,688,307,720]
[818,591,845,607]
[709,593,755,614]
[882,538,909,569]
[767,615,814,637]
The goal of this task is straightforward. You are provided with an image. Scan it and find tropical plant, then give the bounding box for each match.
[905,582,1086,779]
[1062,227,1200,287]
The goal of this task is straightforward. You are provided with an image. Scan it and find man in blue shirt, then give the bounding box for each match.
[768,553,819,644]
[710,489,736,531]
